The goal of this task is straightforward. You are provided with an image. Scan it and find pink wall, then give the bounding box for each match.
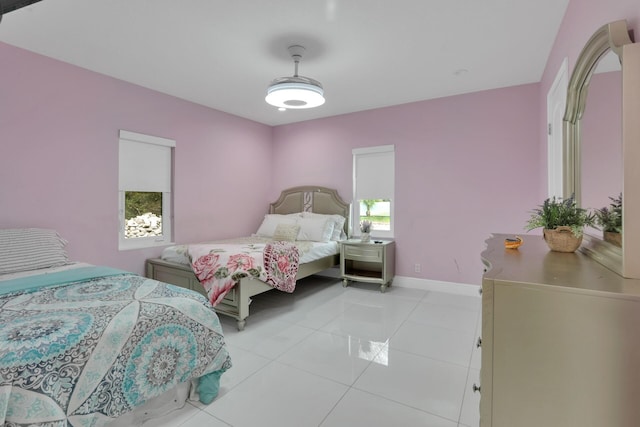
[5,0,637,285]
[0,42,273,276]
[273,84,542,285]
[538,0,640,201]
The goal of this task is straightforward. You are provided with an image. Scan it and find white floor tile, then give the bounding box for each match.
[320,388,458,427]
[180,409,231,426]
[205,361,348,427]
[275,295,353,330]
[390,320,475,367]
[277,330,376,385]
[409,301,479,334]
[422,290,481,312]
[320,297,418,341]
[142,278,481,427]
[221,318,315,359]
[141,402,201,427]
[354,347,468,422]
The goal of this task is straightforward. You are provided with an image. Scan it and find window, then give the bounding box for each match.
[118,130,175,250]
[352,145,395,238]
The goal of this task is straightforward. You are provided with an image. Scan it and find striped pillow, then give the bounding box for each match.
[0,228,70,275]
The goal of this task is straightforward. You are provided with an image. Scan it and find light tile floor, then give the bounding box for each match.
[144,275,482,427]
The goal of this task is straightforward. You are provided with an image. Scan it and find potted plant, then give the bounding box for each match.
[525,195,596,252]
[360,220,372,242]
[595,193,622,247]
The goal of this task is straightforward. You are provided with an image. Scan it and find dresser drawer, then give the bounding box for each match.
[343,245,383,262]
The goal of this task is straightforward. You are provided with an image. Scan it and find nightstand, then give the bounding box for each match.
[340,239,395,292]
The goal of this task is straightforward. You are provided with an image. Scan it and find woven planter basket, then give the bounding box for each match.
[603,231,622,247]
[543,226,583,252]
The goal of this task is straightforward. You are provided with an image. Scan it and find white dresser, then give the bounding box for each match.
[480,234,640,427]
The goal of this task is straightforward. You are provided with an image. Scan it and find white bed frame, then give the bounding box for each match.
[146,186,350,330]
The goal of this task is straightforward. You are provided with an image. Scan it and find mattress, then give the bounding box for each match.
[161,236,339,266]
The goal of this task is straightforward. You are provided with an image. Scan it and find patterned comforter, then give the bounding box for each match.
[0,266,231,427]
[189,238,303,306]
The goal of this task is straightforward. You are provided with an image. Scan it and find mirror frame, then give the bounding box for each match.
[563,20,640,278]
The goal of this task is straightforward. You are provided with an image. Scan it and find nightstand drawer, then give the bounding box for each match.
[343,245,383,262]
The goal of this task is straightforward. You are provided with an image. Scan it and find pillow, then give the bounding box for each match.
[255,214,299,237]
[301,212,346,241]
[296,216,335,242]
[0,228,70,275]
[272,224,301,242]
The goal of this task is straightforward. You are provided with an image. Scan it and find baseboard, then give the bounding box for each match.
[316,268,481,297]
[392,276,481,297]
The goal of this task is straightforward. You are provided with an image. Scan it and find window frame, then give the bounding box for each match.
[118,130,175,251]
[352,145,395,239]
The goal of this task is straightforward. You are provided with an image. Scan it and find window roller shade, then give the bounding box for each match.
[354,147,394,201]
[118,131,175,193]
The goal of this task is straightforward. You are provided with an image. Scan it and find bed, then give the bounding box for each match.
[0,228,232,427]
[146,186,350,331]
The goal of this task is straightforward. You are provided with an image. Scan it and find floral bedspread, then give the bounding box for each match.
[0,267,231,427]
[189,239,301,306]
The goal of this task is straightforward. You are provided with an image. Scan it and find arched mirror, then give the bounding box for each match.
[563,19,640,278]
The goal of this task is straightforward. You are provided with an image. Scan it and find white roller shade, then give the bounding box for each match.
[353,145,394,200]
[118,131,175,192]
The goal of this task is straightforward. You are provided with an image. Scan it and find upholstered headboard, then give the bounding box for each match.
[269,186,350,234]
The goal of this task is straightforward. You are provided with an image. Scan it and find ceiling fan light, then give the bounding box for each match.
[266,45,325,110]
[265,80,325,109]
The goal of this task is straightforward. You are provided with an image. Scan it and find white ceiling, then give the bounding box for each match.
[0,0,570,126]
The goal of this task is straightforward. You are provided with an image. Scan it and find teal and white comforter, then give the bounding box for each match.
[0,267,231,427]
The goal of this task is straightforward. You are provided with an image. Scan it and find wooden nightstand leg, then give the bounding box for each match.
[343,278,349,288]
[380,283,387,293]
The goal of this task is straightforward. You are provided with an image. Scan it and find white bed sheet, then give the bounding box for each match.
[0,262,91,282]
[161,238,339,266]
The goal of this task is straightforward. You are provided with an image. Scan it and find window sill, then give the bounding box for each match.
[118,240,175,251]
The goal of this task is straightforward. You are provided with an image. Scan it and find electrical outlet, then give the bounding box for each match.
[414,263,421,273]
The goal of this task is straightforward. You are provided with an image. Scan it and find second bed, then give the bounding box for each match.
[146,186,350,330]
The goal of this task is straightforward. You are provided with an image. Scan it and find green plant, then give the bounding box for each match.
[361,199,383,217]
[525,195,596,237]
[595,193,622,233]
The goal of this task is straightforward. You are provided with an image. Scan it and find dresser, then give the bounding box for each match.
[340,239,395,292]
[479,234,640,427]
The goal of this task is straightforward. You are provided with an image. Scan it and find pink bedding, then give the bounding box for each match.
[189,240,300,305]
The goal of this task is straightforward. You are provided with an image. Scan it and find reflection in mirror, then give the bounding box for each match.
[581,50,622,239]
[563,19,634,276]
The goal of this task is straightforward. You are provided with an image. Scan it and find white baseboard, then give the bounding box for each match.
[317,268,481,297]
[391,276,481,297]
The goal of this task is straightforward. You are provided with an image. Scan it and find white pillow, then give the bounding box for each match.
[301,212,346,241]
[255,214,299,237]
[296,216,334,242]
[272,224,300,242]
[0,228,70,275]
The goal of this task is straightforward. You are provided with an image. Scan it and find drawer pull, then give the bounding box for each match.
[476,337,482,348]
[472,383,481,393]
